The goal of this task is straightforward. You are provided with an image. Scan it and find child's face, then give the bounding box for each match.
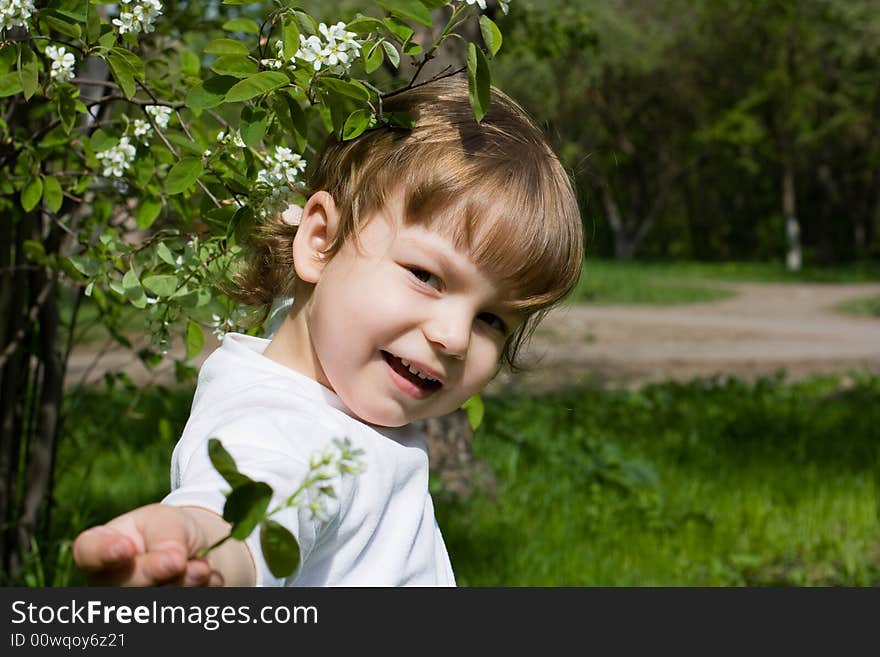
[301,191,522,427]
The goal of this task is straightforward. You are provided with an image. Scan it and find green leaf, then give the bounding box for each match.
[48,0,88,22]
[68,254,99,277]
[381,41,400,69]
[208,438,252,489]
[185,320,205,360]
[107,51,137,99]
[42,176,63,213]
[342,109,373,141]
[229,204,256,243]
[85,8,101,44]
[180,50,200,76]
[21,177,43,212]
[17,46,40,101]
[225,71,289,102]
[223,481,272,540]
[57,86,77,133]
[210,55,258,78]
[142,274,178,297]
[376,0,432,28]
[165,157,204,195]
[282,15,300,64]
[466,43,491,123]
[89,128,117,152]
[292,10,318,36]
[479,15,503,57]
[22,240,46,265]
[260,520,301,578]
[156,242,176,266]
[223,17,261,34]
[319,77,370,102]
[205,38,249,56]
[363,41,384,74]
[136,196,162,229]
[239,105,268,146]
[186,76,238,111]
[42,14,82,38]
[0,72,24,98]
[402,40,423,56]
[382,16,414,43]
[122,268,147,308]
[346,14,386,35]
[460,394,485,431]
[282,92,307,153]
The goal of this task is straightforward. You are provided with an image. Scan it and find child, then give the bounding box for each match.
[72,76,584,586]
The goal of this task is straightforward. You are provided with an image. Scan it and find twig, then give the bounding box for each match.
[381,65,465,100]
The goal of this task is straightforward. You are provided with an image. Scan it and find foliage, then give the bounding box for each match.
[439,373,880,586]
[0,0,505,583]
[491,0,880,263]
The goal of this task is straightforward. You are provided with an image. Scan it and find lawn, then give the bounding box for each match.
[31,372,880,587]
[569,259,880,305]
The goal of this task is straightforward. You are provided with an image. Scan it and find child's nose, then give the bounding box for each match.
[422,312,471,360]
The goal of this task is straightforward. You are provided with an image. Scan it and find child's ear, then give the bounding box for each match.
[292,191,340,283]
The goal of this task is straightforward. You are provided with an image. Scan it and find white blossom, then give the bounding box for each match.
[254,147,307,218]
[256,146,306,187]
[216,130,245,148]
[145,104,172,129]
[132,118,152,144]
[294,22,362,72]
[499,0,511,14]
[96,136,137,178]
[463,0,487,9]
[0,0,35,32]
[44,45,76,83]
[303,438,365,521]
[260,39,286,70]
[112,0,163,36]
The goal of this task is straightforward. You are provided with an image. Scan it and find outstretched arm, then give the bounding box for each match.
[72,504,256,586]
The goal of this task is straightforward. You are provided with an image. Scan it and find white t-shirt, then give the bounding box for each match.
[162,333,456,587]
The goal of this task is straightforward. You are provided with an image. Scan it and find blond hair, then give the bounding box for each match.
[235,75,583,370]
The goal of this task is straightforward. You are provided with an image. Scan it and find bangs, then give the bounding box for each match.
[401,157,583,317]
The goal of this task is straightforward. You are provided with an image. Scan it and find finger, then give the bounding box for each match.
[72,526,137,574]
[182,559,213,587]
[124,549,190,586]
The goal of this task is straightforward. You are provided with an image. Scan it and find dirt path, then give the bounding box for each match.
[67,282,880,393]
[487,282,880,393]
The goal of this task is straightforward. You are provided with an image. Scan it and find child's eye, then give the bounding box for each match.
[478,312,508,335]
[408,267,442,290]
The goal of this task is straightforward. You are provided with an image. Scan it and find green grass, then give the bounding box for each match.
[436,373,880,586]
[835,295,880,318]
[569,259,880,305]
[29,373,880,586]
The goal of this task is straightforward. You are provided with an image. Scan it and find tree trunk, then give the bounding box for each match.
[0,206,64,583]
[782,160,802,272]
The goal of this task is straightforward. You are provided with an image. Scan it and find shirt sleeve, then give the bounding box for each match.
[162,412,348,586]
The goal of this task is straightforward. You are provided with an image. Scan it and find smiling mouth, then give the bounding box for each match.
[381,351,443,393]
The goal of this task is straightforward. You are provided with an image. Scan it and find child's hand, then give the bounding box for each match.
[72,504,222,587]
